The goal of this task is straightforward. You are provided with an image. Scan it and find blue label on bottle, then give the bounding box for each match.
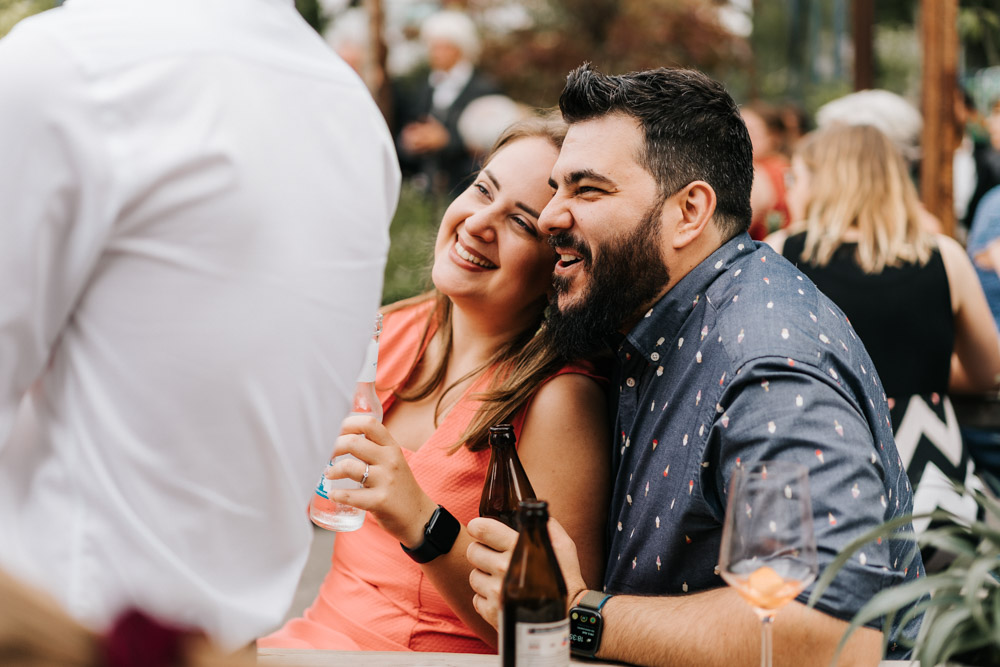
[314,461,332,499]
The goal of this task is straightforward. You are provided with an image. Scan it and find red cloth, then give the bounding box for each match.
[260,300,603,653]
[748,153,791,240]
[102,609,198,667]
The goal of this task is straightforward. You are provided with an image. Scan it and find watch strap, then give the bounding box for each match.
[400,505,460,564]
[578,590,612,611]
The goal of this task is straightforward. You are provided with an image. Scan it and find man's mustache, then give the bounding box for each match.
[548,232,592,265]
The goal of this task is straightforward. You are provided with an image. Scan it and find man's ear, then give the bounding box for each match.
[669,181,717,250]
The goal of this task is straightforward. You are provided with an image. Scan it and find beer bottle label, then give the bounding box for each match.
[514,618,569,666]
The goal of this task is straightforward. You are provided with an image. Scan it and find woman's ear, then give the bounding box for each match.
[670,181,717,250]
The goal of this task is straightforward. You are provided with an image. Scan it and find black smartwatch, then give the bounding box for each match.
[569,590,612,658]
[400,505,461,564]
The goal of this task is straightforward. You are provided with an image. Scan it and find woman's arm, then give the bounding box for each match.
[972,237,1000,279]
[514,372,611,589]
[328,372,611,647]
[431,372,609,644]
[937,234,1000,393]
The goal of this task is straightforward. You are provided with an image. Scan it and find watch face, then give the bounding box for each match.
[569,608,601,655]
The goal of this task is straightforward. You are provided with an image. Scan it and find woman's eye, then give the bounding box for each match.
[474,182,490,197]
[512,216,538,237]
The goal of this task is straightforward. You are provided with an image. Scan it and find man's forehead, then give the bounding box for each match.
[553,114,645,177]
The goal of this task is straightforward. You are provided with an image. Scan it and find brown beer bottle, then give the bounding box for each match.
[500,500,569,667]
[479,424,536,528]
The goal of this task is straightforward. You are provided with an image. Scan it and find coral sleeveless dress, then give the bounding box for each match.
[260,299,602,652]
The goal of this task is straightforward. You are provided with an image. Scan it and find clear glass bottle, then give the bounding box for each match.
[500,500,569,667]
[479,424,536,529]
[310,313,382,532]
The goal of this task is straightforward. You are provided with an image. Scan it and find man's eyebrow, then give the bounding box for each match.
[485,168,540,219]
[555,168,618,188]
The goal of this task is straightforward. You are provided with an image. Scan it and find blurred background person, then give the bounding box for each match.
[325,7,370,77]
[777,99,810,157]
[0,0,398,650]
[966,97,1000,234]
[456,94,530,165]
[815,88,942,234]
[963,175,1000,490]
[742,101,791,240]
[767,125,1000,566]
[954,88,984,232]
[393,9,501,198]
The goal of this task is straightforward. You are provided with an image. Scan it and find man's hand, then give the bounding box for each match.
[466,517,517,629]
[466,516,589,629]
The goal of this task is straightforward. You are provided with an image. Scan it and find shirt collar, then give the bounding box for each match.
[429,60,473,87]
[623,232,755,362]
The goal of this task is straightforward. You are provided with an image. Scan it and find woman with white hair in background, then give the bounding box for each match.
[393,10,501,197]
[766,124,1000,568]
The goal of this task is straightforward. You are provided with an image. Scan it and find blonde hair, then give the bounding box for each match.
[0,569,250,667]
[794,124,934,273]
[385,113,570,453]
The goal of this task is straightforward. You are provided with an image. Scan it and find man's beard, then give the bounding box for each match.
[544,201,670,359]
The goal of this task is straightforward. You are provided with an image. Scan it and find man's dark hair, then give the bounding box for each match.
[559,64,754,238]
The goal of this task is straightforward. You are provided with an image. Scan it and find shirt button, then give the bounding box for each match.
[650,352,660,361]
[626,377,636,387]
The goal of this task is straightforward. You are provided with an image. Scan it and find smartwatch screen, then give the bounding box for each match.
[569,608,602,655]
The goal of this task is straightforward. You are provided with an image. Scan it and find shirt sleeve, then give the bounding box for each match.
[708,356,905,627]
[0,23,114,446]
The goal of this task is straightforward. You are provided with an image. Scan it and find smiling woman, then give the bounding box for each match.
[259,113,613,654]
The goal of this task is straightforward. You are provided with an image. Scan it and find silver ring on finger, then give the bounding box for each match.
[360,463,370,487]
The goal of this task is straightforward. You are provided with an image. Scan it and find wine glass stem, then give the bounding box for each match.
[760,615,774,667]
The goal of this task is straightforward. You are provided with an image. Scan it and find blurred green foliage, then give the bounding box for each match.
[381,185,445,305]
[478,0,750,110]
[295,0,328,35]
[0,0,54,38]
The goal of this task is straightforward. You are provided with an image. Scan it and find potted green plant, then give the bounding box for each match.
[810,485,1000,666]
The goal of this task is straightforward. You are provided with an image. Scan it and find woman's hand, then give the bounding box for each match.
[326,415,438,547]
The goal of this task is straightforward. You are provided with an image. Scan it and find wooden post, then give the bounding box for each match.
[920,0,958,236]
[852,0,874,90]
[364,0,393,127]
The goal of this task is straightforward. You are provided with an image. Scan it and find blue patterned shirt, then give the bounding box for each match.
[603,234,922,657]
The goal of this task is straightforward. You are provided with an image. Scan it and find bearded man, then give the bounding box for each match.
[467,64,923,666]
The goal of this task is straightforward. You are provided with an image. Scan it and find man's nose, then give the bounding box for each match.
[539,194,571,235]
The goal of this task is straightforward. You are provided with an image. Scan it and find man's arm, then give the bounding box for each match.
[468,517,881,667]
[597,589,880,667]
[0,24,111,444]
[470,355,905,665]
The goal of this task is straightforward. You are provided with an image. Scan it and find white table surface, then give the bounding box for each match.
[258,648,913,666]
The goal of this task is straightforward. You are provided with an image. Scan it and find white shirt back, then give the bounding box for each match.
[0,0,399,647]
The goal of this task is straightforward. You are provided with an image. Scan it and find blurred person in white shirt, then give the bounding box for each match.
[0,0,399,650]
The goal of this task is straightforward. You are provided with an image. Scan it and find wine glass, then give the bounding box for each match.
[718,461,818,667]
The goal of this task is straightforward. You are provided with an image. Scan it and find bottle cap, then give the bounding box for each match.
[488,424,515,447]
[517,499,548,519]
